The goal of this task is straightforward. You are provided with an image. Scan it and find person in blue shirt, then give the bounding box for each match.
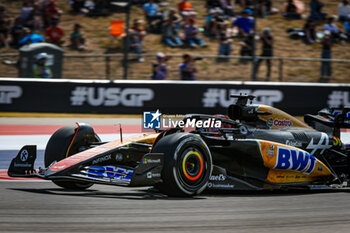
[179,54,197,80]
[232,9,254,37]
[152,52,168,80]
[143,0,162,25]
[19,27,44,46]
[323,17,340,42]
[344,18,350,39]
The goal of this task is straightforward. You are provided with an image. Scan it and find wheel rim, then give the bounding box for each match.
[178,147,206,187]
[182,150,204,181]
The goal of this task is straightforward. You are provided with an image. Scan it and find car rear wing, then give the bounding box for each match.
[227,94,272,122]
[304,107,350,138]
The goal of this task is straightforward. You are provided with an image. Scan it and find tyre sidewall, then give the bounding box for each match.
[45,125,99,190]
[154,133,213,196]
[172,136,212,195]
[44,126,76,167]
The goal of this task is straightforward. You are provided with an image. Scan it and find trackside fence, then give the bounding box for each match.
[1,53,350,82]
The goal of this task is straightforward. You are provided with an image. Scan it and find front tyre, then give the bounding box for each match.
[152,133,213,197]
[45,125,100,190]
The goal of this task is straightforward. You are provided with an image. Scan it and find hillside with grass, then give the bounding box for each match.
[0,0,349,82]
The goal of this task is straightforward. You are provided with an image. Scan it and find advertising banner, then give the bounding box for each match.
[0,78,349,115]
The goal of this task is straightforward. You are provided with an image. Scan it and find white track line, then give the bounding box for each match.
[0,133,141,150]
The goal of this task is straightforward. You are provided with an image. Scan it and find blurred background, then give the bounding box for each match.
[0,0,349,82]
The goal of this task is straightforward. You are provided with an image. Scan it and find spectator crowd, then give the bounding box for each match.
[0,0,86,50]
[0,0,349,81]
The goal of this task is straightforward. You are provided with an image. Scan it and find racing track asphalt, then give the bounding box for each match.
[1,182,350,233]
[2,117,350,233]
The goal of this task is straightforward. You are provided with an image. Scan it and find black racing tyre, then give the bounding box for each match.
[45,125,100,190]
[152,133,213,197]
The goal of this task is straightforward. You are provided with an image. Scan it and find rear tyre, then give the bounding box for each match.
[45,125,100,190]
[152,133,212,197]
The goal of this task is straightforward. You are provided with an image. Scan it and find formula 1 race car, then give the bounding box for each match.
[8,95,350,197]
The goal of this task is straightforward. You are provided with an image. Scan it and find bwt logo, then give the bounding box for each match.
[143,109,161,129]
[202,89,283,107]
[0,85,22,104]
[87,166,133,180]
[70,87,154,107]
[274,147,317,175]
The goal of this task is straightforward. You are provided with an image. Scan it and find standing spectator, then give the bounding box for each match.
[70,23,86,50]
[26,3,43,31]
[129,31,144,62]
[162,17,183,47]
[179,54,197,80]
[232,9,254,37]
[19,27,44,46]
[253,28,273,80]
[220,0,234,17]
[10,18,24,49]
[309,0,327,21]
[19,2,34,26]
[33,52,52,78]
[0,6,10,47]
[152,52,168,80]
[303,19,317,44]
[43,0,62,29]
[320,30,332,82]
[323,17,340,42]
[143,0,162,25]
[184,17,207,48]
[218,21,233,56]
[131,19,147,44]
[338,0,350,22]
[239,33,253,64]
[45,20,64,46]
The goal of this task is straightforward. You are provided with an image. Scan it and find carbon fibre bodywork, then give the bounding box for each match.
[7,95,350,195]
